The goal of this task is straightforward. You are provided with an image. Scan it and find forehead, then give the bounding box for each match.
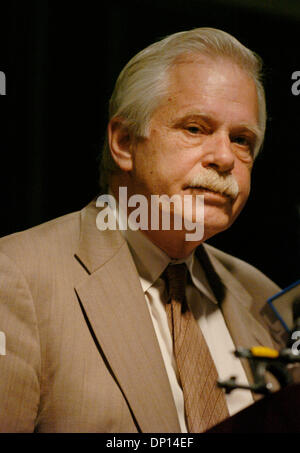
[154,55,259,127]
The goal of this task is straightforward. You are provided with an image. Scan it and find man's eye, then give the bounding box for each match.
[232,135,251,146]
[186,125,201,134]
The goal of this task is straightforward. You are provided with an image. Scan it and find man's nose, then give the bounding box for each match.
[200,132,235,173]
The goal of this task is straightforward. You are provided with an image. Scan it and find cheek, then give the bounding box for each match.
[143,143,183,184]
[227,161,250,202]
[133,144,170,193]
[235,162,251,192]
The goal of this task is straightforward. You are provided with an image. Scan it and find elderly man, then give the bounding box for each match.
[0,28,285,433]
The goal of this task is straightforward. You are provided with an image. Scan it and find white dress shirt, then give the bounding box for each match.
[105,196,253,432]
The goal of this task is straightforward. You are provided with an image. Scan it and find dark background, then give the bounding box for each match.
[1,0,300,288]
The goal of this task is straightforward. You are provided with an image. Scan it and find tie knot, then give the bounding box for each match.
[164,263,187,303]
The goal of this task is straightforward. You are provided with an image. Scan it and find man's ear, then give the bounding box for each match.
[107,117,133,172]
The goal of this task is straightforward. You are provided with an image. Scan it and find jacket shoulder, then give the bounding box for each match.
[0,210,81,264]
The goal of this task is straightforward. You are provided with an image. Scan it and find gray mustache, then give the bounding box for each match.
[187,168,239,200]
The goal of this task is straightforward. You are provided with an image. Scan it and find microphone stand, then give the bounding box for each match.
[218,298,300,396]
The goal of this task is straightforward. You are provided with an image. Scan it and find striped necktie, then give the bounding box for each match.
[164,263,229,432]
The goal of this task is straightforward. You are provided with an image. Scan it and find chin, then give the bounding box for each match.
[201,210,235,240]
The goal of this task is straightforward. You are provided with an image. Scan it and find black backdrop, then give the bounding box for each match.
[2,0,300,288]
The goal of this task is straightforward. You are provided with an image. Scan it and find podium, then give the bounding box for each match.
[206,384,300,433]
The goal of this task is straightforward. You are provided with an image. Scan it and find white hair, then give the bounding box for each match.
[100,27,266,189]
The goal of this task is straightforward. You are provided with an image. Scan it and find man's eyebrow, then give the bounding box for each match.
[173,112,214,124]
[234,122,261,140]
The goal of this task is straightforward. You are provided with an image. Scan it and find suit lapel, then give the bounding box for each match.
[74,201,180,433]
[197,245,276,389]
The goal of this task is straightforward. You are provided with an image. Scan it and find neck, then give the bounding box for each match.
[142,228,201,259]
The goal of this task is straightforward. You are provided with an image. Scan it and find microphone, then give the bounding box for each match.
[267,280,300,335]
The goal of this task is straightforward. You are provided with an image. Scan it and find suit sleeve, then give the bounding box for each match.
[0,251,41,432]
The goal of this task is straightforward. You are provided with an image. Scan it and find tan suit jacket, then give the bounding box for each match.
[0,199,286,432]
